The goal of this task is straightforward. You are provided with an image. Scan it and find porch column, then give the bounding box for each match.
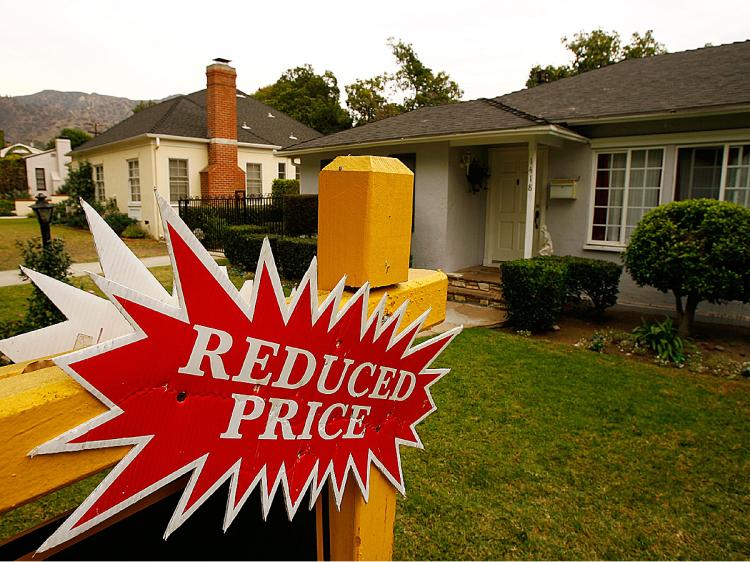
[524,139,537,259]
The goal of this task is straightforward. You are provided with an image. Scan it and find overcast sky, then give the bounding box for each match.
[2,0,749,102]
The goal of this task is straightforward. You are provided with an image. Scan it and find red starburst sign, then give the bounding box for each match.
[33,197,460,551]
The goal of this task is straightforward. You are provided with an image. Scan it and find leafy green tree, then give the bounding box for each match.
[54,161,96,227]
[252,65,352,135]
[132,100,157,114]
[623,199,750,335]
[18,237,72,329]
[345,39,463,126]
[0,154,27,200]
[526,29,667,87]
[46,127,92,150]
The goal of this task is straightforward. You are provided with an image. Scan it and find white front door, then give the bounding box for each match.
[484,149,528,264]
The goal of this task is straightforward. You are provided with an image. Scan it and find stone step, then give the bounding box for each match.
[447,285,506,309]
[448,278,502,293]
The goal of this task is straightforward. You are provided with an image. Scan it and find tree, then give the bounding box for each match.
[623,199,750,336]
[46,127,92,150]
[54,161,96,228]
[526,29,667,87]
[132,100,157,114]
[252,65,352,135]
[345,39,463,126]
[18,237,72,329]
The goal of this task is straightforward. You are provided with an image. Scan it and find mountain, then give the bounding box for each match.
[0,90,142,147]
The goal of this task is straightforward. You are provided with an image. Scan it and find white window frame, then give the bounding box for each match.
[93,164,105,201]
[587,146,665,248]
[127,159,141,204]
[169,158,190,204]
[246,163,262,195]
[673,143,750,206]
[277,162,286,179]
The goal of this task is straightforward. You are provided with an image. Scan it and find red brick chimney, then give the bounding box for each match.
[199,60,246,196]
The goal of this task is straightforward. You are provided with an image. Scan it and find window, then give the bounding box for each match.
[590,148,663,245]
[93,165,105,201]
[295,165,300,181]
[169,159,189,203]
[35,168,46,191]
[246,163,262,195]
[277,162,286,179]
[127,159,141,203]
[676,145,750,208]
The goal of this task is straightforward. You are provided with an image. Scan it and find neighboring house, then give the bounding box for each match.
[71,60,320,238]
[23,138,72,197]
[280,41,750,323]
[1,143,41,158]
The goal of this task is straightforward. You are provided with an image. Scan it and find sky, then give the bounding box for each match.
[1,0,749,102]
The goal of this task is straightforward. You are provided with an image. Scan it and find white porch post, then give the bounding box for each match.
[524,139,537,259]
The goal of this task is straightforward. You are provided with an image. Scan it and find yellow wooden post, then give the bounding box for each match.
[315,155,449,561]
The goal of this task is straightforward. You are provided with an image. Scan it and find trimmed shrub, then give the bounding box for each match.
[272,179,300,196]
[283,194,318,236]
[223,226,280,272]
[501,258,568,331]
[103,210,136,236]
[0,199,15,216]
[276,237,317,280]
[121,223,149,239]
[563,256,622,315]
[181,207,230,250]
[623,199,750,335]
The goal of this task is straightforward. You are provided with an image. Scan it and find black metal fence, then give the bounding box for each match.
[178,193,317,251]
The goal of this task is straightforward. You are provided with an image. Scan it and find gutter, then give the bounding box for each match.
[278,124,589,156]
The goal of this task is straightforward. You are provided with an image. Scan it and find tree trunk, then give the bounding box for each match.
[673,291,684,322]
[678,293,699,336]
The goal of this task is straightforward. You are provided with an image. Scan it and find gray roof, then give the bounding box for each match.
[282,40,750,153]
[74,90,321,152]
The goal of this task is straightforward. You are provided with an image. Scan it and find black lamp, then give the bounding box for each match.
[30,193,54,246]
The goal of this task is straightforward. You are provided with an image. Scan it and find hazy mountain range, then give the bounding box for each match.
[0,90,146,147]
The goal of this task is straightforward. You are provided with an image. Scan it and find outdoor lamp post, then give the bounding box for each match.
[30,193,54,246]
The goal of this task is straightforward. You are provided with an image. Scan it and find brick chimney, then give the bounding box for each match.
[199,60,246,196]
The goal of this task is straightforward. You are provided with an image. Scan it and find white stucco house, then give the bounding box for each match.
[23,138,72,197]
[71,61,320,239]
[280,41,750,323]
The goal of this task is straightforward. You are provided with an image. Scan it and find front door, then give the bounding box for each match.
[484,149,528,264]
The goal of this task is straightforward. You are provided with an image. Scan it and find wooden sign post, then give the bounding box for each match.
[0,156,451,560]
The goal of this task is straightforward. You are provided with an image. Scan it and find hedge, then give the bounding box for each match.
[501,255,622,331]
[223,225,317,280]
[276,237,318,280]
[223,226,278,272]
[283,194,318,236]
[272,179,300,196]
[501,258,568,331]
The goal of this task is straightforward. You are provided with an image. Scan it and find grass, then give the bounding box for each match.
[393,328,750,560]
[1,311,748,557]
[0,218,166,271]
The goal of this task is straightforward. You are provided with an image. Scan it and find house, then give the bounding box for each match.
[1,143,41,158]
[280,41,750,323]
[23,138,72,196]
[71,60,320,238]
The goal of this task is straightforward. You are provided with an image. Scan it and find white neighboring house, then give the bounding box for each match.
[24,138,72,197]
[0,143,41,158]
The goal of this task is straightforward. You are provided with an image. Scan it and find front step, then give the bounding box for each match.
[446,271,505,309]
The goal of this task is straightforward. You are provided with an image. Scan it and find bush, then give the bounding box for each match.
[0,199,15,216]
[623,199,750,335]
[18,237,72,329]
[223,226,280,272]
[272,179,300,196]
[103,209,136,236]
[501,258,568,331]
[121,223,149,239]
[0,155,27,200]
[276,237,318,280]
[562,256,622,314]
[283,194,318,236]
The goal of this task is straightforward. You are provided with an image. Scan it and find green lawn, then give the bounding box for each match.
[1,316,748,558]
[0,218,167,271]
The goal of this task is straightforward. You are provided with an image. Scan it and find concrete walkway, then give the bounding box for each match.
[0,255,172,287]
[420,301,506,336]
